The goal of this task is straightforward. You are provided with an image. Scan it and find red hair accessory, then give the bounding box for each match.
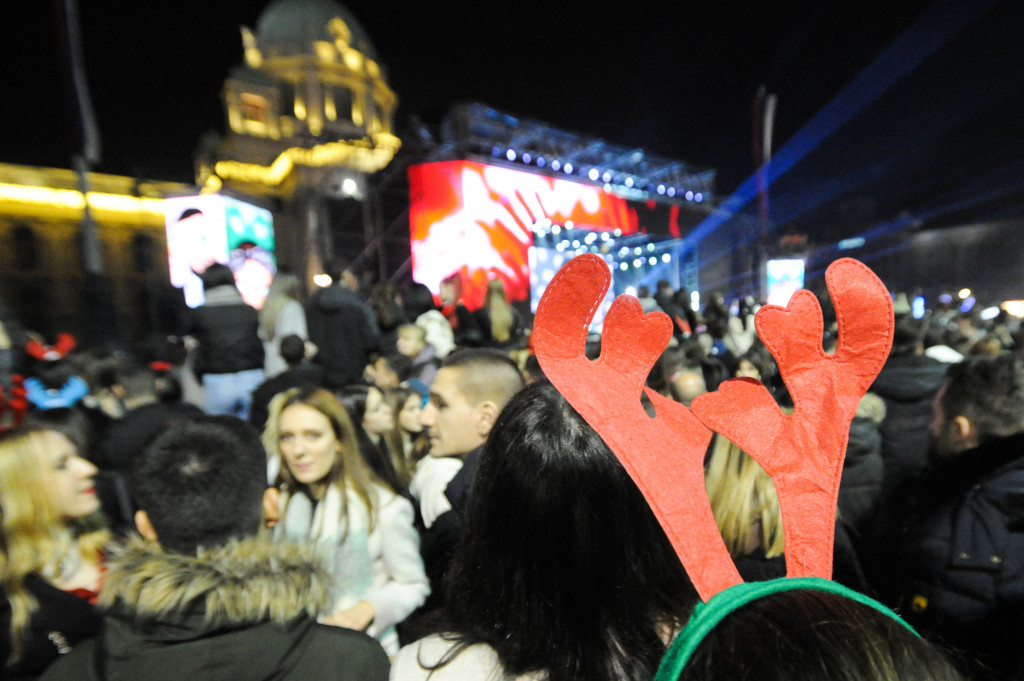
[25,333,76,361]
[533,254,893,602]
[149,361,173,372]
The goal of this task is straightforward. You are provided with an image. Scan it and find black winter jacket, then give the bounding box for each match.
[39,536,389,681]
[879,432,1024,679]
[188,286,263,377]
[2,576,103,680]
[870,353,948,496]
[305,285,380,389]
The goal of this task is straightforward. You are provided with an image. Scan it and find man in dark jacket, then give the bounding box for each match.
[876,355,1024,680]
[188,264,264,419]
[41,416,389,681]
[870,315,949,497]
[305,258,380,389]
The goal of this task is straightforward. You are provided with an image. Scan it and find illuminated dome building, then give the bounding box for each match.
[197,0,400,280]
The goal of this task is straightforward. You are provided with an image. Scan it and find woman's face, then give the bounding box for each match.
[362,388,394,436]
[736,359,761,380]
[398,394,424,434]
[35,431,99,520]
[278,404,340,485]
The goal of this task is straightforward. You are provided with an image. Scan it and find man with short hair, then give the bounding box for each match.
[408,349,524,626]
[874,354,1024,680]
[305,257,380,389]
[41,415,389,681]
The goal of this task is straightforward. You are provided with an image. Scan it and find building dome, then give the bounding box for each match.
[255,0,379,61]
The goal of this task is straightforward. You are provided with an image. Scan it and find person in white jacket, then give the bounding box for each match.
[263,387,429,655]
[259,272,308,378]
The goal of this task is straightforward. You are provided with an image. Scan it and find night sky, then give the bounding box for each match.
[3,1,1023,232]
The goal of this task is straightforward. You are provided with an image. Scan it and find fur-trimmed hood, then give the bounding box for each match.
[99,535,333,626]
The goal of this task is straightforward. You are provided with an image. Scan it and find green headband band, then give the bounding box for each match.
[654,577,918,681]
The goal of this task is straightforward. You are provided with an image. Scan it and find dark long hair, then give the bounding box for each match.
[337,385,402,491]
[678,589,965,681]
[437,381,697,681]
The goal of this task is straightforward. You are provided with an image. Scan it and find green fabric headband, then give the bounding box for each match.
[654,577,919,681]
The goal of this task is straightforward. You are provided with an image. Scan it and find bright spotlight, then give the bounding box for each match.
[588,168,600,181]
[551,160,561,171]
[958,288,971,300]
[506,149,517,161]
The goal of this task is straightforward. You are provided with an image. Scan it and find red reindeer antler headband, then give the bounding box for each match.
[533,254,894,602]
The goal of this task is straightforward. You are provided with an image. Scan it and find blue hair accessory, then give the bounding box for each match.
[24,375,89,409]
[654,577,917,681]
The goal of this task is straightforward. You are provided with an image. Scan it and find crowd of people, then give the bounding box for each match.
[0,256,1021,680]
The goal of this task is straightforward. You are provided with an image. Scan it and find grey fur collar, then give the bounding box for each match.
[99,535,332,626]
[202,286,244,307]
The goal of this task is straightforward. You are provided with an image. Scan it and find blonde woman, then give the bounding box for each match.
[259,271,307,378]
[262,387,429,655]
[1,427,108,679]
[704,434,785,581]
[476,279,522,349]
[704,433,866,589]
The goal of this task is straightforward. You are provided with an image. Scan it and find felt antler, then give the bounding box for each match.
[534,254,741,600]
[690,258,893,580]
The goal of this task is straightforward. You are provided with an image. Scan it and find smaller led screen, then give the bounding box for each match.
[164,195,275,308]
[765,258,805,307]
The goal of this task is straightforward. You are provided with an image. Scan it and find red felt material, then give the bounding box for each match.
[533,254,741,601]
[691,258,893,581]
[533,254,894,602]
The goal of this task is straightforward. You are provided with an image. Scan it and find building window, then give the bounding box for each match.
[12,224,39,271]
[240,93,269,124]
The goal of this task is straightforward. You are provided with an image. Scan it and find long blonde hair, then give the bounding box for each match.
[704,434,784,559]
[0,429,107,661]
[259,271,301,340]
[484,279,514,343]
[262,387,380,532]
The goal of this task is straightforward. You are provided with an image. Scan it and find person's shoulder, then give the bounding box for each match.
[308,623,390,678]
[392,634,506,681]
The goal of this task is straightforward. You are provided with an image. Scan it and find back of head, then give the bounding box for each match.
[110,357,157,401]
[402,283,437,320]
[675,588,964,681]
[200,263,236,292]
[890,315,927,356]
[941,353,1024,443]
[266,270,300,301]
[444,381,694,681]
[278,334,306,366]
[131,416,265,554]
[441,348,524,409]
[324,257,351,284]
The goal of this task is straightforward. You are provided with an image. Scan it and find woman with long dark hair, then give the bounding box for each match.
[392,381,696,681]
[337,384,406,491]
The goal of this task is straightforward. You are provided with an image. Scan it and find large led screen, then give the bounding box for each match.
[164,195,275,308]
[410,161,656,310]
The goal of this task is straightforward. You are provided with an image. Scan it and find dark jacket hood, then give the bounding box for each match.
[314,285,361,313]
[871,353,948,403]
